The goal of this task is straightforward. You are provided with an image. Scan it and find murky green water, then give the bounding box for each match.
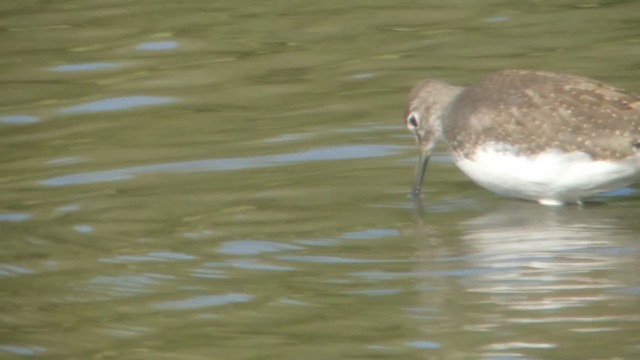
[2,1,640,359]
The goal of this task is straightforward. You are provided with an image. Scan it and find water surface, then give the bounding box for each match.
[2,1,640,359]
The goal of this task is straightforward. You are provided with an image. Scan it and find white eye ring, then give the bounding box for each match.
[406,112,419,130]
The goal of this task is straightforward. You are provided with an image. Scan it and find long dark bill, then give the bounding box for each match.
[411,149,430,197]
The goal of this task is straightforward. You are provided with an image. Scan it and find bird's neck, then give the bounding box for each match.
[431,85,465,139]
[436,85,465,141]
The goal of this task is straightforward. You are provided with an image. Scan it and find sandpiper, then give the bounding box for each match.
[405,70,640,205]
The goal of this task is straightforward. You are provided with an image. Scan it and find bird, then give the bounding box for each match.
[404,69,640,206]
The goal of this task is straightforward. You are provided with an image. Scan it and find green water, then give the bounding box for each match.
[2,1,640,359]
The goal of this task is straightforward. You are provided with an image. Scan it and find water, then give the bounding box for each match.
[2,1,640,359]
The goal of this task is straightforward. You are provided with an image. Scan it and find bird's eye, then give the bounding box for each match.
[406,112,419,130]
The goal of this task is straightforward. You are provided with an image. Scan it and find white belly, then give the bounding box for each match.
[453,145,640,205]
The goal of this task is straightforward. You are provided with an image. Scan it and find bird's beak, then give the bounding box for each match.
[411,139,431,197]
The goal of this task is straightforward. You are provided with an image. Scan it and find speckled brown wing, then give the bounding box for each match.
[444,70,640,160]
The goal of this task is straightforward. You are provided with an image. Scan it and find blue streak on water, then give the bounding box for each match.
[279,298,307,306]
[263,133,314,143]
[295,238,340,247]
[73,224,93,234]
[348,288,402,296]
[0,213,32,222]
[191,269,228,279]
[0,264,34,278]
[192,263,228,279]
[101,252,195,263]
[218,240,302,255]
[482,16,511,23]
[60,96,176,114]
[89,274,174,297]
[405,341,441,349]
[0,345,46,356]
[278,256,397,264]
[367,345,393,350]
[56,204,81,214]
[49,62,119,72]
[154,293,253,310]
[351,271,424,280]
[148,252,195,260]
[341,228,400,240]
[614,287,640,295]
[349,73,376,80]
[102,255,165,263]
[40,145,404,186]
[136,41,179,51]
[47,171,133,185]
[108,325,150,338]
[602,187,637,197]
[227,259,293,271]
[0,115,39,125]
[46,157,88,166]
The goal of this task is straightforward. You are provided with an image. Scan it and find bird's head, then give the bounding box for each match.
[404,79,463,196]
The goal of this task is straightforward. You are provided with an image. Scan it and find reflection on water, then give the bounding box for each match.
[0,345,46,357]
[0,115,39,125]
[135,41,180,51]
[0,212,32,222]
[60,96,177,114]
[48,62,120,72]
[40,144,404,186]
[0,264,34,277]
[2,0,640,359]
[218,240,303,255]
[154,293,253,310]
[412,202,640,358]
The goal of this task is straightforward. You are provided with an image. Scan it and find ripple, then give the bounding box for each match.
[367,345,394,351]
[340,228,400,240]
[278,255,396,264]
[218,240,302,255]
[227,259,293,271]
[103,325,150,338]
[40,144,403,186]
[60,96,176,114]
[191,267,227,279]
[351,271,425,280]
[181,230,215,240]
[101,251,195,263]
[56,204,81,214]
[295,238,340,247]
[0,345,46,356]
[347,288,402,296]
[48,62,120,72]
[44,171,132,185]
[482,16,511,23]
[279,298,307,306]
[615,287,640,295]
[135,41,179,51]
[89,273,173,297]
[73,224,93,234]
[46,157,88,166]
[0,212,31,222]
[405,341,441,349]
[148,252,196,260]
[263,133,313,143]
[484,342,555,350]
[570,327,618,333]
[0,115,39,125]
[348,73,376,80]
[0,264,34,277]
[154,293,253,310]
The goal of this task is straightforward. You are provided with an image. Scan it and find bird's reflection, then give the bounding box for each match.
[408,198,640,356]
[410,195,426,225]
